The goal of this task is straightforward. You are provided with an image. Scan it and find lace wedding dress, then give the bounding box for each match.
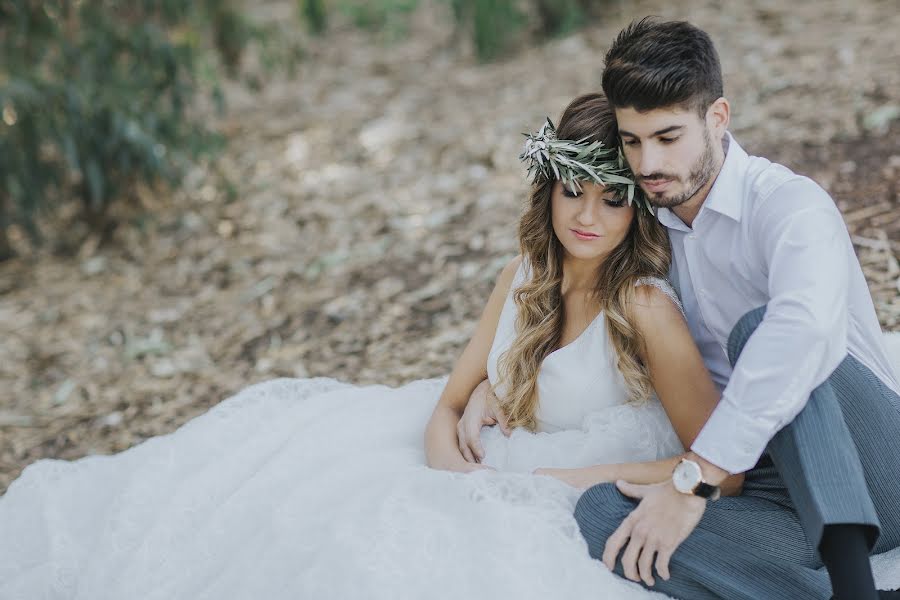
[2,260,899,600]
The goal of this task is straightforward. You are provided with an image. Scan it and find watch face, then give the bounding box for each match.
[673,459,702,494]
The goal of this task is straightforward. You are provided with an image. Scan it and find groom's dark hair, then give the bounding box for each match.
[602,17,723,118]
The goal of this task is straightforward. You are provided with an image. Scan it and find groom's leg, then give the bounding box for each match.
[575,307,900,599]
[726,306,880,552]
[574,481,832,600]
[727,306,900,598]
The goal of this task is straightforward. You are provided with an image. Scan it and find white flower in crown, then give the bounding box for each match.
[518,117,654,214]
[520,120,555,165]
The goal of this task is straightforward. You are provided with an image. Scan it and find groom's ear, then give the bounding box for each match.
[705,97,730,138]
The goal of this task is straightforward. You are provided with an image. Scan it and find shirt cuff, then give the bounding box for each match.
[690,399,773,474]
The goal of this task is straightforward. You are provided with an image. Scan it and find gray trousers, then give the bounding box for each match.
[574,306,900,599]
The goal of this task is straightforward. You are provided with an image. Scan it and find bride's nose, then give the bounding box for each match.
[575,197,598,226]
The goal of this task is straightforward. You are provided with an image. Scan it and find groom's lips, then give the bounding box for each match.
[641,178,672,192]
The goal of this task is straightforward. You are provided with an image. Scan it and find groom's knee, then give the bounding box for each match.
[726,305,767,366]
[574,483,633,559]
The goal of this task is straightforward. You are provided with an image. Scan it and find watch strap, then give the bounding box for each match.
[694,481,721,500]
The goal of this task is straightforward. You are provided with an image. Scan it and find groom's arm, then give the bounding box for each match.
[690,177,851,478]
[539,456,745,495]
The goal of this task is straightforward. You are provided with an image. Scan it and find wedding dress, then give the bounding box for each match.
[2,259,899,600]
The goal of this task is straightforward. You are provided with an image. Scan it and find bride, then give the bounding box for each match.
[423,93,734,495]
[1,94,898,600]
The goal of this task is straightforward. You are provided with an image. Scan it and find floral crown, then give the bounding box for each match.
[518,118,654,215]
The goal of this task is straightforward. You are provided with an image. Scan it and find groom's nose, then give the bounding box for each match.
[637,143,665,177]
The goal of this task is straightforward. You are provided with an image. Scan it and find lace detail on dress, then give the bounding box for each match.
[634,276,685,317]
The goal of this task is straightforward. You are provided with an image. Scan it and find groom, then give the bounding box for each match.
[570,17,900,600]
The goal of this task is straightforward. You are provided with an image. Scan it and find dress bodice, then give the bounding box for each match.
[486,258,682,433]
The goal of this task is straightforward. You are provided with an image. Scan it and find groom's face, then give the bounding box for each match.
[615,105,718,210]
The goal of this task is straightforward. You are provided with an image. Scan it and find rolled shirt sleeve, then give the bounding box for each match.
[691,179,851,474]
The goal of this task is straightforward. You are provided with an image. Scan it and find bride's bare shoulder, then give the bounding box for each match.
[631,277,684,318]
[629,280,689,341]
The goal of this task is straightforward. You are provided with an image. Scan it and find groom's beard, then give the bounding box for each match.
[640,134,717,209]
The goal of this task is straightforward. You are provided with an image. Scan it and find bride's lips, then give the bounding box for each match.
[571,229,600,240]
[641,178,673,192]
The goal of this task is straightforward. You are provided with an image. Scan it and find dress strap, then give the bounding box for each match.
[634,276,685,317]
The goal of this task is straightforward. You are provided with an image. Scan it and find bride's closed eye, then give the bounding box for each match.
[561,187,625,208]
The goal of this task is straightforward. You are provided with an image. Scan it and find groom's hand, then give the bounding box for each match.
[602,479,706,588]
[457,379,510,463]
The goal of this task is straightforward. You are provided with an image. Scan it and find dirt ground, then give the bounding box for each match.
[1,0,898,494]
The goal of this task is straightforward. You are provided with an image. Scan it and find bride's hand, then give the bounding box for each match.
[457,379,511,464]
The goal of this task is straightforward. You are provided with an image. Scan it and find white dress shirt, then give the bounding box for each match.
[658,132,900,474]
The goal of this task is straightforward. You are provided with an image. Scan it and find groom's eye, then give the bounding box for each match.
[659,137,679,144]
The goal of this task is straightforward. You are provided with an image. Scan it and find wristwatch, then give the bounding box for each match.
[672,458,721,501]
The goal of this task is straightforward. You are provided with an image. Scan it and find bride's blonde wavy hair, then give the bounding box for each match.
[496,93,672,431]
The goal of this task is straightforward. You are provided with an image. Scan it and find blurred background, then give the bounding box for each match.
[1,0,898,493]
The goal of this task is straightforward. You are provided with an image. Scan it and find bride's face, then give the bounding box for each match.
[550,180,635,261]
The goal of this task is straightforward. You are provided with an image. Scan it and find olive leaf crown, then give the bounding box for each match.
[518,118,654,215]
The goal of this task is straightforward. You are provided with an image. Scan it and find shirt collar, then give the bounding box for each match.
[655,131,747,231]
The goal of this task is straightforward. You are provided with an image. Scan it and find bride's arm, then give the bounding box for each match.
[537,285,744,496]
[424,254,522,472]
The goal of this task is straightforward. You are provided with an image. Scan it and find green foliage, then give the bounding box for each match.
[453,0,524,62]
[454,0,595,60]
[301,0,328,35]
[0,0,258,259]
[299,1,598,62]
[534,0,585,38]
[337,0,419,40]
